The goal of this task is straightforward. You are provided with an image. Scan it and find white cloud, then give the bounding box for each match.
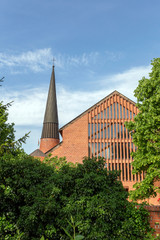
[0,48,53,72]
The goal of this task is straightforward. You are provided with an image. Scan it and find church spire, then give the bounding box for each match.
[40,66,60,153]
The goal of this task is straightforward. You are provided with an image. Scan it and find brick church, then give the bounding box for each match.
[31,66,159,205]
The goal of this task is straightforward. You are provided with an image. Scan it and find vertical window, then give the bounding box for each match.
[115,142,117,160]
[114,103,116,119]
[117,123,120,138]
[133,113,135,118]
[95,123,97,139]
[126,163,128,180]
[123,107,125,119]
[94,115,97,120]
[101,111,103,119]
[129,163,131,181]
[124,125,126,139]
[104,109,106,119]
[92,143,94,157]
[122,143,124,159]
[107,107,109,119]
[95,143,97,156]
[117,103,119,119]
[119,163,121,180]
[109,163,111,171]
[120,105,122,119]
[98,142,100,156]
[108,143,110,160]
[101,142,104,157]
[128,143,130,159]
[105,142,107,159]
[122,163,124,181]
[118,143,120,159]
[98,123,100,139]
[112,143,114,160]
[112,163,114,171]
[98,113,100,120]
[130,111,132,119]
[108,124,110,139]
[101,123,103,139]
[125,143,127,159]
[104,123,106,139]
[88,123,90,138]
[115,163,117,170]
[121,124,123,138]
[91,123,93,139]
[110,105,112,119]
[88,143,90,157]
[127,109,129,119]
[127,129,130,139]
[114,123,116,138]
[111,123,113,139]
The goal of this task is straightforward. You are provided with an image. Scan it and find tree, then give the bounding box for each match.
[126,58,160,201]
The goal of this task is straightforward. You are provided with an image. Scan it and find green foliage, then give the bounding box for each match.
[126,58,160,200]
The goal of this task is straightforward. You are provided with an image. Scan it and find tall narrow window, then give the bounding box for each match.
[129,163,131,181]
[126,163,128,180]
[111,143,114,160]
[92,143,94,157]
[114,123,116,138]
[118,143,120,159]
[130,111,132,119]
[123,106,125,119]
[111,123,113,139]
[92,123,93,139]
[127,109,129,119]
[88,123,90,138]
[114,103,116,119]
[98,113,100,120]
[121,124,123,138]
[95,123,97,139]
[115,142,117,160]
[127,129,130,139]
[104,109,106,119]
[104,123,106,139]
[119,163,121,180]
[98,123,100,139]
[101,123,103,139]
[117,103,119,119]
[110,105,113,119]
[101,111,103,119]
[98,142,100,156]
[120,105,122,119]
[122,163,124,181]
[108,124,110,139]
[133,113,135,118]
[95,142,97,156]
[105,142,107,159]
[128,143,130,159]
[115,163,117,170]
[101,143,104,157]
[108,143,110,160]
[107,106,109,119]
[117,123,120,138]
[125,143,127,159]
[112,163,114,171]
[122,143,124,159]
[88,143,90,157]
[124,125,126,139]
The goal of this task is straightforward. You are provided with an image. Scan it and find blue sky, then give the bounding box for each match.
[0,0,160,153]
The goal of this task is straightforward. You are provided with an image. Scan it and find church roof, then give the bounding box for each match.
[59,90,136,133]
[30,149,46,157]
[41,66,59,139]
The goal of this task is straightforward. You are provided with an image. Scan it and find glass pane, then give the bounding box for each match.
[125,143,127,159]
[101,111,103,119]
[118,143,120,159]
[123,107,125,119]
[111,123,113,139]
[107,107,109,119]
[117,123,120,138]
[88,143,90,157]
[98,123,100,139]
[105,142,107,159]
[126,163,128,180]
[122,143,124,159]
[122,163,124,181]
[114,123,116,138]
[98,142,100,156]
[88,123,90,138]
[104,109,106,119]
[127,109,129,119]
[115,142,117,160]
[117,103,119,119]
[108,124,110,139]
[110,105,112,119]
[121,124,123,138]
[101,142,104,157]
[95,142,97,155]
[95,123,97,139]
[104,123,106,139]
[114,103,116,119]
[98,113,100,119]
[92,123,93,139]
[92,143,94,157]
[124,125,126,139]
[108,143,110,160]
[120,105,122,119]
[130,111,132,119]
[101,123,103,139]
[112,143,114,160]
[128,143,130,159]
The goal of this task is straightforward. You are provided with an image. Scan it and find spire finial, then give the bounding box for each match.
[53,58,56,67]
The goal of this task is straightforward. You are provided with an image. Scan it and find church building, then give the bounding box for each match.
[30,66,159,205]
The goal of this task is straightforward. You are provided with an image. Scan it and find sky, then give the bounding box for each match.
[0,0,160,153]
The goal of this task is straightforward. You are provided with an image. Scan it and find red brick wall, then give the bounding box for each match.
[50,114,88,163]
[40,138,60,153]
[146,206,160,235]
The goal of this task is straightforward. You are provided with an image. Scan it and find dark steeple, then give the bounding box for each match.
[41,66,59,140]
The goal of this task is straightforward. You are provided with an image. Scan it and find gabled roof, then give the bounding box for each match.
[59,90,136,132]
[30,149,47,157]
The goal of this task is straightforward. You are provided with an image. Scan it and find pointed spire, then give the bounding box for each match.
[41,66,59,140]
